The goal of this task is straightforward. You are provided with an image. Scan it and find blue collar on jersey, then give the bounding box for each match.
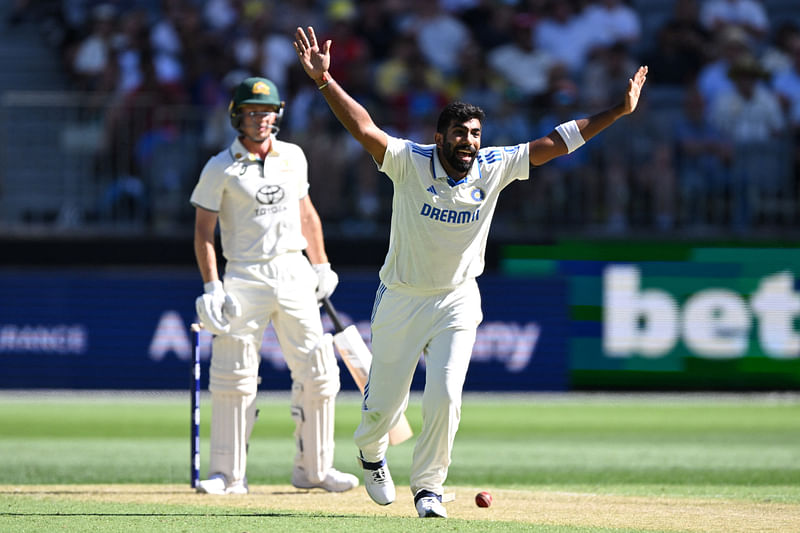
[430,147,481,188]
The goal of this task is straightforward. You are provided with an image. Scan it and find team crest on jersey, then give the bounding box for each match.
[471,188,485,202]
[256,184,284,204]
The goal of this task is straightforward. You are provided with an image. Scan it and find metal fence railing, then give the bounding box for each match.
[1,90,798,240]
[0,91,203,236]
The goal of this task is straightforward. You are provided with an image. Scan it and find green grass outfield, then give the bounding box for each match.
[1,391,799,532]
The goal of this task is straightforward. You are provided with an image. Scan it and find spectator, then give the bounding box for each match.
[773,34,800,130]
[408,0,472,76]
[113,7,151,96]
[148,0,200,88]
[68,3,117,91]
[595,89,677,232]
[101,49,189,222]
[582,0,642,50]
[340,150,391,237]
[374,36,448,113]
[202,0,238,34]
[319,1,369,89]
[279,0,330,38]
[229,23,260,81]
[460,0,516,51]
[458,41,504,121]
[762,21,800,76]
[226,7,296,96]
[179,9,225,108]
[697,25,753,112]
[374,37,416,102]
[640,0,711,87]
[487,13,556,105]
[710,54,784,144]
[354,0,398,62]
[482,65,538,147]
[699,0,770,42]
[196,40,239,154]
[150,0,182,60]
[709,53,786,228]
[290,110,352,228]
[672,84,732,229]
[527,77,598,230]
[260,35,300,102]
[771,33,800,200]
[386,48,450,139]
[535,0,597,76]
[581,41,640,112]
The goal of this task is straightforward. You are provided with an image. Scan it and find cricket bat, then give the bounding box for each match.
[321,296,413,446]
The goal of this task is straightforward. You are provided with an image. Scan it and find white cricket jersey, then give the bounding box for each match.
[377,136,530,291]
[190,136,309,263]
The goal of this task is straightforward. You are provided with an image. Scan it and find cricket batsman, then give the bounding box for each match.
[190,76,358,494]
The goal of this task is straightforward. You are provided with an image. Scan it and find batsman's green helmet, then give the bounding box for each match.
[229,77,284,130]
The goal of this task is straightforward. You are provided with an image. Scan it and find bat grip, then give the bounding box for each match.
[321,296,346,333]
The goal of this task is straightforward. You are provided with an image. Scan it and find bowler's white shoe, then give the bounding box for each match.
[414,490,447,518]
[291,465,359,492]
[196,474,248,495]
[359,457,395,505]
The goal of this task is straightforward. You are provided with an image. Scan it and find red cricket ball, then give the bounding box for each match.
[475,490,492,508]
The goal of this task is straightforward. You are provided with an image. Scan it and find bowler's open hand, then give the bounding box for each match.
[622,65,648,115]
[294,26,330,83]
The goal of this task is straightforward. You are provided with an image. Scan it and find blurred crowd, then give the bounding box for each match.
[7,0,800,237]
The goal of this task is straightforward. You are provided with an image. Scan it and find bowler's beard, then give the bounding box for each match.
[441,141,476,175]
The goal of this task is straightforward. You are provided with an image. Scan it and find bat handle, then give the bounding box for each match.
[321,296,346,333]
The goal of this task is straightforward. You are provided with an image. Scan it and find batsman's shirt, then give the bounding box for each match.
[378,136,530,291]
[190,136,309,263]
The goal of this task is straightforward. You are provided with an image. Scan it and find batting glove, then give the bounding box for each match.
[312,263,339,301]
[195,280,242,335]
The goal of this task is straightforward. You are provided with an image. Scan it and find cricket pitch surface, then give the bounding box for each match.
[4,484,799,532]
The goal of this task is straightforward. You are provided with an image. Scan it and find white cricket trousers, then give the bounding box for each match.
[206,253,324,484]
[223,253,323,373]
[354,279,482,496]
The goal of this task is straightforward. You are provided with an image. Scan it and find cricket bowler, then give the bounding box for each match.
[294,26,647,517]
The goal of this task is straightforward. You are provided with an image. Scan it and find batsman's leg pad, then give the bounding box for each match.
[208,335,260,487]
[209,335,260,393]
[291,333,340,483]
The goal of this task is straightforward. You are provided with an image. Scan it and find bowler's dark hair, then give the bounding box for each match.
[436,102,485,135]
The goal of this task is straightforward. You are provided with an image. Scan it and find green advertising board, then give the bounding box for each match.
[502,241,800,390]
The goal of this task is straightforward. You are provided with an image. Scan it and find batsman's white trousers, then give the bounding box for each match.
[223,253,322,374]
[210,252,330,481]
[354,279,482,496]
